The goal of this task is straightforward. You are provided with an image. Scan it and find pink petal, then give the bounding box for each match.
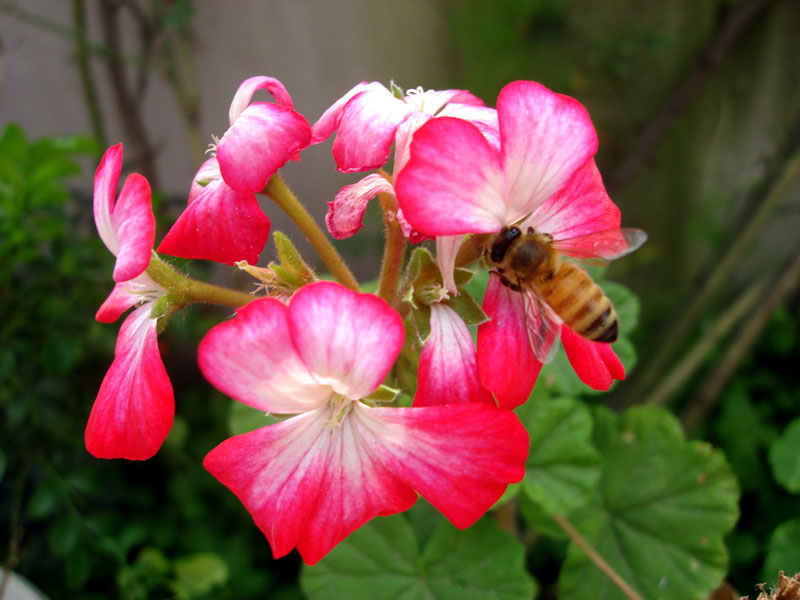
[310,82,383,144]
[85,305,173,460]
[435,235,464,295]
[93,144,122,254]
[203,406,418,565]
[217,102,311,194]
[438,103,501,152]
[365,402,528,528]
[561,326,625,391]
[395,117,506,236]
[228,76,295,125]
[158,176,270,265]
[477,276,542,408]
[498,81,598,223]
[198,298,329,415]
[96,282,140,323]
[110,173,155,282]
[330,85,411,172]
[415,304,494,407]
[288,282,404,400]
[326,174,394,239]
[526,158,620,240]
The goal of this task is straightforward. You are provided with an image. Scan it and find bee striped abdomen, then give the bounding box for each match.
[536,262,619,343]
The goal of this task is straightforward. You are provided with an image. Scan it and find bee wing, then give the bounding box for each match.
[551,228,647,267]
[521,287,561,364]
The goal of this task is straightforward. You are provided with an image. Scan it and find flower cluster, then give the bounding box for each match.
[86,75,643,564]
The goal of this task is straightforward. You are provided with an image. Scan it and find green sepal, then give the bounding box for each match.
[195,178,212,188]
[273,231,315,284]
[269,263,305,289]
[390,80,405,99]
[403,247,446,306]
[445,287,488,327]
[411,303,432,344]
[452,267,475,288]
[363,384,400,406]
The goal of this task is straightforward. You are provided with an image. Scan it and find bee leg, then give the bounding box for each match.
[542,232,554,242]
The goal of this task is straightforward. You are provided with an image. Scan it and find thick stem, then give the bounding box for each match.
[146,254,254,308]
[376,192,407,306]
[553,514,644,600]
[264,175,360,292]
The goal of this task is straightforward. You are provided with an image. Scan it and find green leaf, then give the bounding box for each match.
[762,518,800,583]
[66,546,92,589]
[170,552,229,599]
[301,514,535,600]
[558,406,740,600]
[27,481,62,519]
[769,418,800,494]
[519,397,600,516]
[0,447,6,484]
[49,515,81,556]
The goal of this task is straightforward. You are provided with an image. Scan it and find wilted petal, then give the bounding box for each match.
[362,402,528,528]
[527,158,620,240]
[228,76,295,124]
[288,282,404,400]
[326,174,394,239]
[203,406,418,565]
[85,305,173,460]
[415,304,493,407]
[199,298,329,414]
[498,81,598,223]
[395,117,506,236]
[158,164,270,265]
[561,326,625,391]
[478,276,542,408]
[217,102,311,194]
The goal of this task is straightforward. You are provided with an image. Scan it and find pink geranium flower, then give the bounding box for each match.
[395,81,638,406]
[311,82,498,242]
[86,144,174,460]
[159,76,311,264]
[200,281,528,565]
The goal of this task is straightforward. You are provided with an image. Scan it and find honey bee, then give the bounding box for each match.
[487,225,646,362]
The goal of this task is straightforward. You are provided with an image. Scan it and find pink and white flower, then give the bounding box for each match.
[86,144,174,460]
[312,82,498,242]
[200,281,527,565]
[395,81,630,406]
[159,76,310,265]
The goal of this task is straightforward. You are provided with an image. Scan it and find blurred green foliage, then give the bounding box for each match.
[0,124,303,599]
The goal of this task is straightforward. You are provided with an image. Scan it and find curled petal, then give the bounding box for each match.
[199,298,329,414]
[415,304,494,407]
[326,174,394,239]
[93,144,155,282]
[527,158,620,240]
[203,406,418,565]
[331,85,410,172]
[228,76,295,124]
[478,276,542,408]
[85,305,173,460]
[217,102,311,194]
[498,81,598,223]
[561,326,625,391]
[288,282,404,399]
[395,117,506,236]
[159,161,270,265]
[93,144,122,254]
[311,81,384,144]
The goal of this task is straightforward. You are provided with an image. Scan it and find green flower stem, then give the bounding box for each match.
[264,175,360,292]
[376,191,407,306]
[146,253,254,308]
[553,514,644,600]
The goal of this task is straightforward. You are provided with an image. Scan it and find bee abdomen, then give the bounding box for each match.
[537,263,619,343]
